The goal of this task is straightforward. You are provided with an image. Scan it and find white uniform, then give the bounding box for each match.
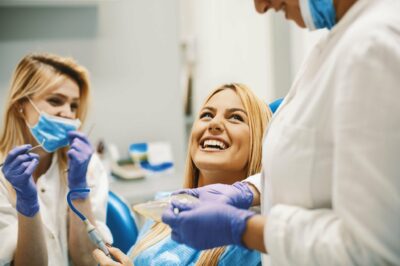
[0,153,112,266]
[251,0,400,265]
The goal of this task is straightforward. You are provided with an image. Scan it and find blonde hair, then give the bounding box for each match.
[130,83,272,265]
[0,53,91,201]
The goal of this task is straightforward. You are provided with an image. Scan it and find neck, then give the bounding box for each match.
[197,169,246,187]
[32,149,53,182]
[334,0,358,22]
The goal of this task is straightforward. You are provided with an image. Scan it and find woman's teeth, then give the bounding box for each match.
[202,139,227,150]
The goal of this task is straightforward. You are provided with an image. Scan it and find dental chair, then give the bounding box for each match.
[106,191,139,253]
[269,98,284,113]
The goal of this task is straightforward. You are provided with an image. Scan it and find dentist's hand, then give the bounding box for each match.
[1,145,40,217]
[173,182,254,209]
[67,131,93,199]
[162,201,255,250]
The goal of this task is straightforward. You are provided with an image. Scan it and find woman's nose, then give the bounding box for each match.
[208,118,224,133]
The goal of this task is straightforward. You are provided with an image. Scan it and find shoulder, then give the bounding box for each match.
[340,0,400,59]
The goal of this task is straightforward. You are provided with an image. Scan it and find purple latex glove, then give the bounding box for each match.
[173,182,254,209]
[1,145,40,217]
[67,131,93,200]
[162,200,255,250]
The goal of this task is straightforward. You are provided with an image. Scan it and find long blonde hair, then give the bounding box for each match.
[131,83,272,265]
[0,53,91,201]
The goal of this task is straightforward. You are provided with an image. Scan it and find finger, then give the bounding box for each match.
[4,145,32,165]
[68,131,91,145]
[171,200,198,212]
[161,207,179,227]
[70,138,91,153]
[108,247,132,265]
[172,188,199,198]
[92,249,119,266]
[7,153,34,170]
[23,159,39,176]
[67,149,80,161]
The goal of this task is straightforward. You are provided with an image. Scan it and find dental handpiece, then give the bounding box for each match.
[84,219,111,257]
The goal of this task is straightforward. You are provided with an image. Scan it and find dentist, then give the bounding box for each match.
[163,0,400,265]
[0,53,111,266]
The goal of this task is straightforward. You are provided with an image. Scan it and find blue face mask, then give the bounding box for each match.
[27,98,81,153]
[299,0,336,30]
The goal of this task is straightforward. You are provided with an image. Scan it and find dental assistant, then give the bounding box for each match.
[163,0,400,265]
[0,53,111,266]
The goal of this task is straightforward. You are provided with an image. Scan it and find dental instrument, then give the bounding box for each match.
[0,140,45,168]
[67,188,110,257]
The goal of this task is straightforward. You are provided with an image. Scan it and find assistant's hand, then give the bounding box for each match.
[67,131,93,199]
[174,182,254,209]
[1,145,40,217]
[92,247,133,266]
[162,201,255,250]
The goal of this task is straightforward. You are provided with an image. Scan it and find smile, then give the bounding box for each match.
[200,139,229,151]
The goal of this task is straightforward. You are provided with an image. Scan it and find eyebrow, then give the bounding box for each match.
[201,106,248,115]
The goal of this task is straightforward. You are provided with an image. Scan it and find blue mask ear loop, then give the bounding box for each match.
[67,188,111,257]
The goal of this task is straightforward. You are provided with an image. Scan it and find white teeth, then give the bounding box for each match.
[203,139,226,150]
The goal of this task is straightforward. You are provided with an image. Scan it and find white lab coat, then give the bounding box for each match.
[255,0,400,265]
[0,153,112,266]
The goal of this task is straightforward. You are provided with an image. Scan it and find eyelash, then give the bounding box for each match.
[230,114,244,122]
[47,98,79,112]
[200,112,213,119]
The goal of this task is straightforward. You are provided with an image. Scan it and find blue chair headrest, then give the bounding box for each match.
[269,98,283,114]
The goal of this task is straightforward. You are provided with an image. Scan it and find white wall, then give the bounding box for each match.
[180,0,275,115]
[0,0,186,171]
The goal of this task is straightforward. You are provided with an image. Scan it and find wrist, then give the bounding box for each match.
[16,195,39,217]
[230,208,255,247]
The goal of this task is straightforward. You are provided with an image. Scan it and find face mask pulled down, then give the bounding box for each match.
[299,0,336,30]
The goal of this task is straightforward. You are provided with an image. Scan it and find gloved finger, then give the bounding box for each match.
[171,188,199,198]
[70,138,91,153]
[92,249,120,266]
[68,131,91,145]
[170,200,198,212]
[161,206,179,227]
[4,145,32,165]
[7,153,35,170]
[27,153,40,161]
[67,149,80,161]
[171,230,182,243]
[23,159,39,176]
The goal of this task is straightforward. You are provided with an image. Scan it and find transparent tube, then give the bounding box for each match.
[133,194,199,222]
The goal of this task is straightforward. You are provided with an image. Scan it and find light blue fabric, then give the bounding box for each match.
[29,112,80,152]
[300,0,336,30]
[130,220,261,266]
[129,192,260,265]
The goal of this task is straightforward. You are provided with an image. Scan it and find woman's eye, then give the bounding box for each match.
[230,114,244,122]
[71,103,79,112]
[47,98,63,106]
[200,112,213,119]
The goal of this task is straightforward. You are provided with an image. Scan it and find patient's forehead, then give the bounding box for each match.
[204,89,244,111]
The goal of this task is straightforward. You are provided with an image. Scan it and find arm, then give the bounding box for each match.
[68,198,97,265]
[66,131,98,265]
[242,215,266,253]
[14,213,47,266]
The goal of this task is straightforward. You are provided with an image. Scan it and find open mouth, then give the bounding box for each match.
[200,139,229,151]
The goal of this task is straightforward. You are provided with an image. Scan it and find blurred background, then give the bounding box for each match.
[0,0,327,203]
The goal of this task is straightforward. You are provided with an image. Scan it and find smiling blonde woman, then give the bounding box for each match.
[93,83,272,266]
